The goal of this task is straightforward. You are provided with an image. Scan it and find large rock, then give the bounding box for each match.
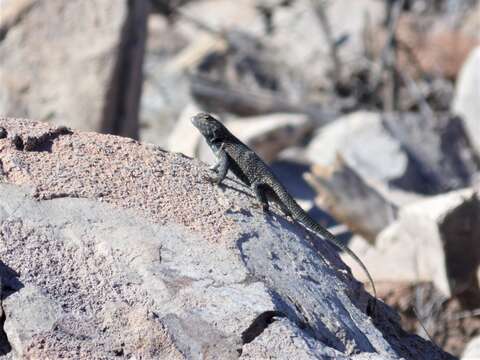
[349,189,480,299]
[0,0,149,139]
[383,112,480,194]
[306,111,408,185]
[307,111,480,195]
[0,118,454,359]
[453,47,480,157]
[397,189,480,299]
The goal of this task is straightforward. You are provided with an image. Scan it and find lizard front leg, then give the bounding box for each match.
[208,144,229,185]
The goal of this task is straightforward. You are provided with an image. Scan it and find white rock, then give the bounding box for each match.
[0,1,132,132]
[402,188,480,296]
[453,47,480,156]
[226,113,313,163]
[462,335,480,360]
[341,228,419,284]
[350,189,479,297]
[306,111,407,183]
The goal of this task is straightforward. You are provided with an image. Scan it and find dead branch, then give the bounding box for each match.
[0,0,37,41]
[311,0,343,87]
[369,0,405,110]
[189,74,338,124]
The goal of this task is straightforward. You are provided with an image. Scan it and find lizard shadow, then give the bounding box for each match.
[218,176,255,199]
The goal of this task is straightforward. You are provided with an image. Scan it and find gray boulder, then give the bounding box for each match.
[307,111,480,196]
[306,111,408,186]
[0,117,454,359]
[371,188,480,298]
[0,0,149,139]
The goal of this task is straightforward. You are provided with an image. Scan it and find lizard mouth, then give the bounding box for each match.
[191,113,212,132]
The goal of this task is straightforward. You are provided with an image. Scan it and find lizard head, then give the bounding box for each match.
[191,113,228,144]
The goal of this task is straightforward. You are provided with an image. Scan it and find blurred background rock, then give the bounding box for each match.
[0,0,479,357]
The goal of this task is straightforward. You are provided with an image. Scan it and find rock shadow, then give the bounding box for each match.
[0,260,24,355]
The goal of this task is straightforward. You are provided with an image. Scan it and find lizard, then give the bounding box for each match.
[191,112,377,315]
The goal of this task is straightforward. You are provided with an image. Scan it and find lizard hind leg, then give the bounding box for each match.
[268,190,293,218]
[252,182,270,213]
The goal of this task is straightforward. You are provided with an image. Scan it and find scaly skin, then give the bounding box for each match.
[191,112,377,315]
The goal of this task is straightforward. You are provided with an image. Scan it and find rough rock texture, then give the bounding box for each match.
[0,118,454,359]
[453,46,480,156]
[0,0,149,139]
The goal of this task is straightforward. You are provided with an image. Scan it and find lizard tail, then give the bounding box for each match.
[270,181,377,312]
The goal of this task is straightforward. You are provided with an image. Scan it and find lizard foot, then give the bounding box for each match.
[253,202,270,213]
[203,172,222,185]
[366,298,376,317]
